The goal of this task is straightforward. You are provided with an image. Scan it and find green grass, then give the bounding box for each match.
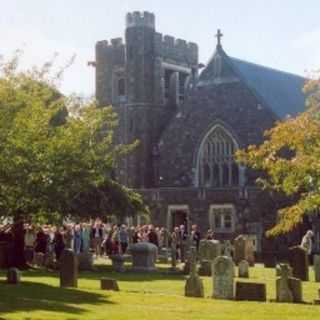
[0,261,319,320]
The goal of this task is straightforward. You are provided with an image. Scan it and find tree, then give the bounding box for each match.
[0,52,146,224]
[236,75,320,236]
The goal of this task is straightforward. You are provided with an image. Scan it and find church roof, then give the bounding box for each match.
[199,45,306,119]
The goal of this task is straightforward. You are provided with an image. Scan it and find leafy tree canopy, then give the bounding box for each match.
[237,75,320,236]
[0,51,146,222]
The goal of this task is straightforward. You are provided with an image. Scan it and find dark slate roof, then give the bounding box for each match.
[230,57,306,118]
[198,46,306,119]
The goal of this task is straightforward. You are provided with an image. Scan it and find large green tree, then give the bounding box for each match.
[0,52,147,223]
[237,75,320,236]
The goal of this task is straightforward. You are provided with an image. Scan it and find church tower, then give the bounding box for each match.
[124,12,156,188]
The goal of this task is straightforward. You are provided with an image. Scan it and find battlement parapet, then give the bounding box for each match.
[154,32,198,66]
[126,11,155,29]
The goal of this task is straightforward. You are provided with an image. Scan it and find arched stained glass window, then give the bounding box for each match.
[198,125,240,188]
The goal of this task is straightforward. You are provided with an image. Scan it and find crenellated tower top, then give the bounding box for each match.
[126,11,155,29]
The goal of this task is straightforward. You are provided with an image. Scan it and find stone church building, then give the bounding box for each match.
[94,11,310,252]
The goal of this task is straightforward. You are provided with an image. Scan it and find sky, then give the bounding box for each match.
[1,0,320,96]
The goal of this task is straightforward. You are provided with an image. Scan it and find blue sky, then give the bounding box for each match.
[1,0,319,96]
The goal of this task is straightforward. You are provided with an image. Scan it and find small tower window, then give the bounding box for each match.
[118,78,125,96]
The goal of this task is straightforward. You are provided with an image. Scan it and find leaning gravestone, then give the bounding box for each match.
[130,242,157,272]
[198,240,221,276]
[60,249,78,288]
[185,247,204,298]
[7,268,21,284]
[238,260,249,278]
[235,282,266,302]
[289,246,309,281]
[313,255,320,282]
[212,256,235,300]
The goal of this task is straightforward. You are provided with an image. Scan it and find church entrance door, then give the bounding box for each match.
[171,210,188,230]
[167,205,189,231]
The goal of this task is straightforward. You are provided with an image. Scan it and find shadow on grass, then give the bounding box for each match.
[0,264,187,283]
[0,280,113,316]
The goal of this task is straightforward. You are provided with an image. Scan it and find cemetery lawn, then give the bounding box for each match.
[0,262,319,320]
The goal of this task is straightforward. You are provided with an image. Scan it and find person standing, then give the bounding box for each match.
[301,230,313,255]
[91,221,103,257]
[53,228,65,261]
[119,225,129,254]
[191,224,201,251]
[179,225,187,262]
[73,224,82,254]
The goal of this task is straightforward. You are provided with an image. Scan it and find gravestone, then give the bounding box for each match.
[276,264,293,303]
[101,278,119,291]
[60,249,78,288]
[235,282,266,302]
[78,252,94,271]
[234,235,246,265]
[238,260,249,278]
[198,240,221,276]
[289,277,303,303]
[7,268,21,284]
[212,256,235,300]
[276,263,303,303]
[234,235,255,266]
[289,246,309,281]
[110,254,125,273]
[185,247,204,298]
[313,255,320,282]
[130,242,157,272]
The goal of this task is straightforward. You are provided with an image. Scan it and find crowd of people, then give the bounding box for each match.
[0,220,215,266]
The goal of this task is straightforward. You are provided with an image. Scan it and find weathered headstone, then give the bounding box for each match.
[60,249,78,288]
[110,254,125,273]
[7,268,21,284]
[212,256,235,300]
[235,282,266,302]
[78,252,94,271]
[185,247,204,298]
[276,263,303,303]
[238,260,249,278]
[289,246,309,281]
[276,264,293,303]
[101,278,119,291]
[198,240,221,276]
[313,255,320,282]
[234,235,255,266]
[289,277,303,303]
[130,242,157,272]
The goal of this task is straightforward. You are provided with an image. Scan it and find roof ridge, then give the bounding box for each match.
[230,56,306,80]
